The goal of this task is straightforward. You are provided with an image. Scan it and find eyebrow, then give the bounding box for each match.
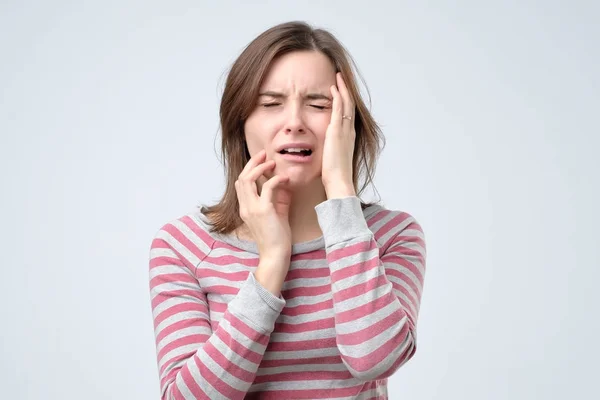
[258,91,332,101]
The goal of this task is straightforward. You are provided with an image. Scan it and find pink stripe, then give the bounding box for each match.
[150,237,172,250]
[193,353,246,398]
[280,284,331,300]
[330,256,380,283]
[212,298,336,326]
[377,212,408,240]
[384,254,424,290]
[252,369,353,384]
[280,299,332,317]
[337,307,404,346]
[181,215,215,249]
[159,359,187,380]
[223,312,270,346]
[202,285,241,296]
[385,242,425,260]
[155,311,209,343]
[388,278,419,316]
[196,268,249,282]
[157,333,209,362]
[150,272,198,293]
[171,381,184,399]
[332,275,388,304]
[267,337,336,352]
[214,326,265,365]
[160,351,191,380]
[163,224,207,266]
[394,293,418,324]
[149,254,185,270]
[203,340,256,383]
[395,232,426,250]
[179,359,210,399]
[274,317,334,334]
[367,209,389,228]
[328,240,373,264]
[381,340,416,378]
[342,322,412,373]
[205,254,259,267]
[246,383,366,399]
[285,267,330,281]
[152,292,205,326]
[208,301,227,314]
[259,355,342,368]
[382,227,426,260]
[335,291,393,324]
[291,250,327,261]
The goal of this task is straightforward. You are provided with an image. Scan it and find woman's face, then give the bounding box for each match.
[243,50,337,188]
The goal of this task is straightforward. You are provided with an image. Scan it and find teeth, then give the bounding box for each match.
[284,148,309,152]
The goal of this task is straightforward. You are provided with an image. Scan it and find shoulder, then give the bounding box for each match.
[363,203,426,251]
[149,208,217,263]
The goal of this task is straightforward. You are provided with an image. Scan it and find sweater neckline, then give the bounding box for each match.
[193,210,325,255]
[193,203,381,255]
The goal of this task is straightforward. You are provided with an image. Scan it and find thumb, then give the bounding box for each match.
[273,186,292,217]
[256,175,267,195]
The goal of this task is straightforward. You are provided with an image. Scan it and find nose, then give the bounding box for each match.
[283,106,305,134]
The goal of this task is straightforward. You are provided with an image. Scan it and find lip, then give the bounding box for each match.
[275,142,314,153]
[277,152,313,163]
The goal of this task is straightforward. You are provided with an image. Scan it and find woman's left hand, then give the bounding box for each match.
[321,72,357,199]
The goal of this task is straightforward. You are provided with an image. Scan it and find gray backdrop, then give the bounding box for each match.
[1,1,598,399]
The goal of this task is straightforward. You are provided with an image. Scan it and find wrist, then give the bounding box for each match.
[324,182,356,199]
[259,249,291,263]
[255,256,290,296]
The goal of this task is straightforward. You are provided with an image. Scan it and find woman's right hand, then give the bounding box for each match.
[235,149,292,293]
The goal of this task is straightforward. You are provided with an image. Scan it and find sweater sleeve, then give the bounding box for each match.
[315,196,427,381]
[149,225,286,400]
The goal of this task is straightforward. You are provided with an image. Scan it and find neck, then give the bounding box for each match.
[287,179,328,243]
[234,179,329,245]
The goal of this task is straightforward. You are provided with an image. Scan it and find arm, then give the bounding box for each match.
[149,223,285,399]
[315,197,427,381]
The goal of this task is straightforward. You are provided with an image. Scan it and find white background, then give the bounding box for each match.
[1,1,599,399]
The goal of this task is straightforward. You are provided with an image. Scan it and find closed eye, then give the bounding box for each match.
[310,105,327,110]
[262,103,281,108]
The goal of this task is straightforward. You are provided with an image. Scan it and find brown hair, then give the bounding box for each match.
[201,21,386,235]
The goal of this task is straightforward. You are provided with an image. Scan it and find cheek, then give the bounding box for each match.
[244,136,263,156]
[307,114,330,143]
[244,119,270,155]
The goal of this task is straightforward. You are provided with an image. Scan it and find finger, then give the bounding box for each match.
[251,161,276,196]
[239,173,260,204]
[336,73,355,120]
[246,159,275,183]
[237,155,271,207]
[239,149,267,179]
[329,84,342,126]
[239,160,278,205]
[234,178,251,219]
[259,174,290,203]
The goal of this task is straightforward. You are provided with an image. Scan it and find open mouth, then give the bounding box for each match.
[278,149,313,157]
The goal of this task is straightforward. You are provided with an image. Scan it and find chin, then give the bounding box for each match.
[286,177,312,188]
[286,174,322,190]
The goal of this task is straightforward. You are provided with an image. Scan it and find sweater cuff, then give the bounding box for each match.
[315,196,371,247]
[227,272,285,334]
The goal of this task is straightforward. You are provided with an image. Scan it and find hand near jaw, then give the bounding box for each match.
[235,149,293,295]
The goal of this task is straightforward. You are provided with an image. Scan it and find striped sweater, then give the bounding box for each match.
[149,196,427,399]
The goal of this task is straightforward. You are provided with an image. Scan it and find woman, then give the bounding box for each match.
[149,21,427,400]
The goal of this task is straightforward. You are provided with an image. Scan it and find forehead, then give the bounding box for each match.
[260,51,337,91]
